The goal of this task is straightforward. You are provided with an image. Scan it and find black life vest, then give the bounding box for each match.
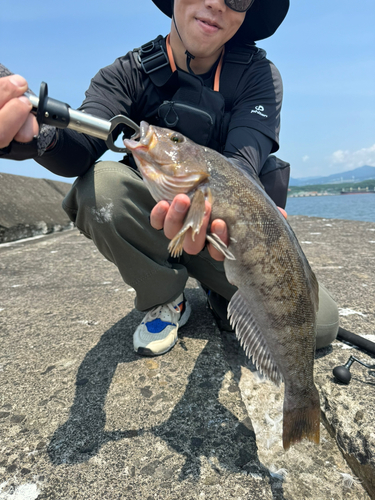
[133,35,290,208]
[135,35,263,153]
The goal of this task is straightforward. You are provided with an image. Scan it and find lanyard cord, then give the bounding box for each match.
[166,34,224,92]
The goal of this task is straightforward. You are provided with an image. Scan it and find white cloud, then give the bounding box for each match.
[330,144,375,168]
[302,155,309,162]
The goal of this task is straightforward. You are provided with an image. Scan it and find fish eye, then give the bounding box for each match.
[170,134,183,144]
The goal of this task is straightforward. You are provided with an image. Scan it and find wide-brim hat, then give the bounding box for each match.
[151,0,289,42]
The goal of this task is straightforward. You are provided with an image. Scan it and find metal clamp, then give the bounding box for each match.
[105,115,140,153]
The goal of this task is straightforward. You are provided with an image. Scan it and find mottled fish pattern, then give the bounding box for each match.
[125,123,320,450]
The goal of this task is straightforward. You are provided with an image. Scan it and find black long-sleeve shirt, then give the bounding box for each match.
[1,36,290,206]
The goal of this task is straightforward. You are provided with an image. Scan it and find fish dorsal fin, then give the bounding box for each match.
[228,289,283,386]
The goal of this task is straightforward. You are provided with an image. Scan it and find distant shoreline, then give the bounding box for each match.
[340,191,375,195]
[289,191,375,198]
[288,179,375,197]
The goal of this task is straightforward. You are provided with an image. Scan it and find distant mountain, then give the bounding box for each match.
[289,165,375,187]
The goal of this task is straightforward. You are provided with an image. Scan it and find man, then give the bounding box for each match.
[0,0,339,356]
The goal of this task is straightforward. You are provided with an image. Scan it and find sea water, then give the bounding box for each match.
[286,194,375,223]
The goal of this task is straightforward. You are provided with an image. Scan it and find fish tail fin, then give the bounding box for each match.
[283,386,320,450]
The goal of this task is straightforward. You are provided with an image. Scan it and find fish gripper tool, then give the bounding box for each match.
[25,81,140,153]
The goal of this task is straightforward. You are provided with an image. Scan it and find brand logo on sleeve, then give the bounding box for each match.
[251,105,268,117]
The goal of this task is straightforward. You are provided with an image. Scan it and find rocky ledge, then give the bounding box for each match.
[0,173,73,243]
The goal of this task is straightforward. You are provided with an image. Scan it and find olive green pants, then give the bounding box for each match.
[63,161,339,349]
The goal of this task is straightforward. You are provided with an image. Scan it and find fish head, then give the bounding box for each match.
[124,121,210,203]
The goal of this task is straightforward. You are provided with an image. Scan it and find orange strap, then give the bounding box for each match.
[166,34,224,92]
[166,34,177,72]
[213,49,224,92]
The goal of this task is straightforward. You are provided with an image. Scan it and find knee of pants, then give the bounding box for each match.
[316,283,339,350]
[63,161,153,240]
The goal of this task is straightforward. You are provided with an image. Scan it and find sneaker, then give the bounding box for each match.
[133,293,191,356]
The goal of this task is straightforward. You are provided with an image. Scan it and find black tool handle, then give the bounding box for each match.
[36,82,71,128]
[25,83,111,140]
[337,327,375,355]
[24,79,138,146]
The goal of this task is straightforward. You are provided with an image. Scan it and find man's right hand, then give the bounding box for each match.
[150,194,229,261]
[0,75,39,149]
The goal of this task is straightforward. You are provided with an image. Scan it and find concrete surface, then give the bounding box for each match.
[0,215,374,499]
[287,216,375,498]
[0,173,72,243]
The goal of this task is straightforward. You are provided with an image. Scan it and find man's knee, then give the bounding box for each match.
[63,161,143,226]
[63,161,156,248]
[65,161,130,207]
[316,283,339,349]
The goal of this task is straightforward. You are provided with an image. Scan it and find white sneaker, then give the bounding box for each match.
[133,293,191,356]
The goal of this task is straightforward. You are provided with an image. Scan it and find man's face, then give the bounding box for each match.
[172,0,246,61]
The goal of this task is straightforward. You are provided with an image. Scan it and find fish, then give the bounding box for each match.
[124,122,320,450]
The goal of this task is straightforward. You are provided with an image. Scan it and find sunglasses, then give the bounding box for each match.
[224,0,255,12]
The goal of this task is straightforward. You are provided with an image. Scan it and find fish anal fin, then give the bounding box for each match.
[168,188,207,257]
[283,386,320,450]
[228,289,282,386]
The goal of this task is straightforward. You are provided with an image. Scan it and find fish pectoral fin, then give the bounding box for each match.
[228,288,282,386]
[206,233,236,260]
[168,188,206,258]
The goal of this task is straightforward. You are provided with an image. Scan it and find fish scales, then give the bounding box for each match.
[124,122,321,450]
[210,155,319,384]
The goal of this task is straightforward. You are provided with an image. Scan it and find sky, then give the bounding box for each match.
[1,0,374,182]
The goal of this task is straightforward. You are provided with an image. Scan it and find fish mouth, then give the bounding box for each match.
[124,121,153,153]
[123,121,209,203]
[139,121,153,145]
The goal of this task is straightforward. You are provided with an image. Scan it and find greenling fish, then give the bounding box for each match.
[124,122,320,450]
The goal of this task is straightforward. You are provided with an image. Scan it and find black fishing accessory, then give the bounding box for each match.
[337,327,375,354]
[333,356,375,385]
[333,327,375,384]
[25,82,140,153]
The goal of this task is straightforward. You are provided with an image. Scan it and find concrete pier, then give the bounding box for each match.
[0,174,374,499]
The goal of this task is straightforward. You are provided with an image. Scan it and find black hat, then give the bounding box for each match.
[151,0,289,42]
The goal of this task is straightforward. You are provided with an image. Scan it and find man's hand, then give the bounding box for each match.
[0,75,39,149]
[150,194,287,262]
[150,194,229,261]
